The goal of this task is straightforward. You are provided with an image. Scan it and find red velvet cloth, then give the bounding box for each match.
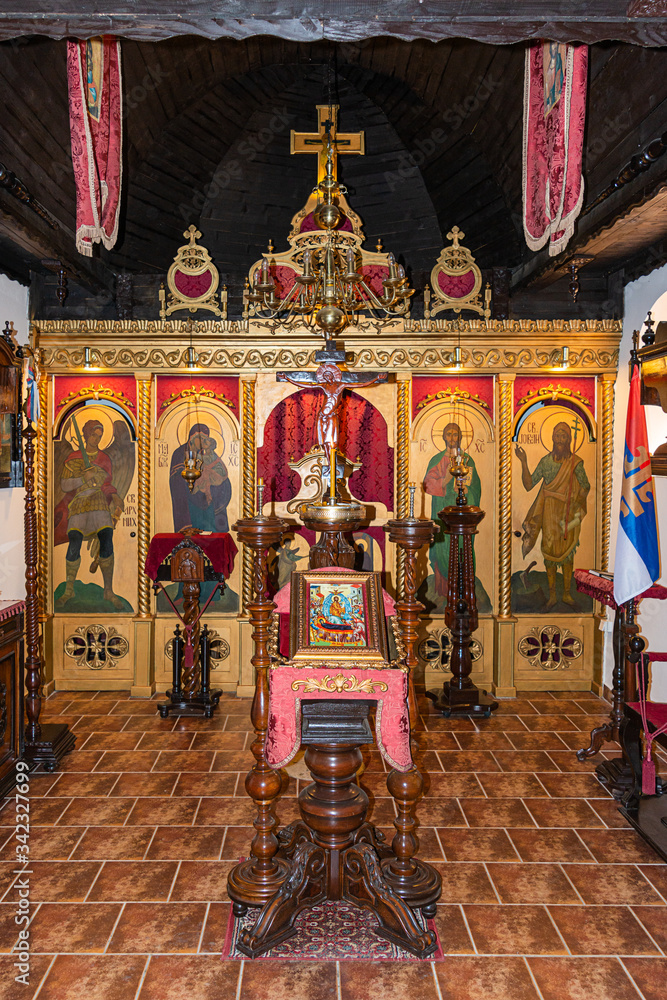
[266,665,412,772]
[523,42,587,256]
[67,37,122,256]
[173,269,213,298]
[360,265,390,299]
[257,388,394,509]
[437,269,476,298]
[144,533,237,581]
[574,569,667,610]
[627,701,667,728]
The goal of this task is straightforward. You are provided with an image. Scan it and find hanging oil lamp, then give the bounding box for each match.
[181,443,203,492]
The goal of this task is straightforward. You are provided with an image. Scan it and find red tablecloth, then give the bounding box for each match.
[574,569,667,611]
[266,665,412,773]
[144,532,237,581]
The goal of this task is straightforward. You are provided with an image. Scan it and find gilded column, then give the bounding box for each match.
[494,374,516,698]
[497,376,514,619]
[600,374,615,572]
[136,377,152,617]
[395,375,410,600]
[241,375,257,615]
[36,373,49,619]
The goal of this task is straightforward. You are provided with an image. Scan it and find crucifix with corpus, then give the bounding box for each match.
[290,104,365,184]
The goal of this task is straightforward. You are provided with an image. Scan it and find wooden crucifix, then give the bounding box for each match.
[290,105,365,183]
[277,362,387,462]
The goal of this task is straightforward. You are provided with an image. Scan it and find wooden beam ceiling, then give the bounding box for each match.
[2,1,667,45]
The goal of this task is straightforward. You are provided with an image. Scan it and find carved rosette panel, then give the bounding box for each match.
[164,629,230,669]
[64,625,130,669]
[419,627,483,671]
[517,625,583,670]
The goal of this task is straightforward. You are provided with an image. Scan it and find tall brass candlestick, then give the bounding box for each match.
[257,477,265,517]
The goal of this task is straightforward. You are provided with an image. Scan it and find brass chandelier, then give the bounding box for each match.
[247,133,414,338]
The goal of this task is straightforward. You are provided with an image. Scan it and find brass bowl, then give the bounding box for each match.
[301,500,366,524]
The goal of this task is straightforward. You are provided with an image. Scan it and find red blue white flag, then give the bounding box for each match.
[614,366,660,605]
[24,357,40,424]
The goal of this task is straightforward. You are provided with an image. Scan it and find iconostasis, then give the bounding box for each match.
[32,318,619,697]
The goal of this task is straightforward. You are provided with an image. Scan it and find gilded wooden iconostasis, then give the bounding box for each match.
[32,317,619,697]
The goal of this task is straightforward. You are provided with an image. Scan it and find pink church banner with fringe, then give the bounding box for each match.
[67,36,122,257]
[523,41,588,257]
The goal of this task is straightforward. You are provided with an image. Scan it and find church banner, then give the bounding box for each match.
[67,36,123,256]
[523,41,588,256]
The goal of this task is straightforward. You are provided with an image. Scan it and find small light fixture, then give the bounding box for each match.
[84,346,91,369]
[186,346,197,368]
[561,345,569,368]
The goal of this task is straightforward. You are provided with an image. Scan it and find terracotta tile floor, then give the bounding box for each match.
[1,688,666,999]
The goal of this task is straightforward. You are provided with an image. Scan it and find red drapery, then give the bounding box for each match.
[67,36,123,257]
[258,387,394,509]
[523,41,587,256]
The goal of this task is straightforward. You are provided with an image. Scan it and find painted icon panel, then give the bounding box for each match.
[512,402,595,614]
[53,402,137,613]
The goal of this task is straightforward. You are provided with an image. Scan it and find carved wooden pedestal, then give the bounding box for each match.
[227,511,291,912]
[22,421,75,772]
[301,506,364,570]
[384,515,435,728]
[427,482,497,719]
[235,700,441,959]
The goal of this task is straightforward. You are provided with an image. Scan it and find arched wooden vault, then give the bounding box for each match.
[3,33,667,318]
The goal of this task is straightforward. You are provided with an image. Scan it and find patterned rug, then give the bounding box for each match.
[223,899,442,961]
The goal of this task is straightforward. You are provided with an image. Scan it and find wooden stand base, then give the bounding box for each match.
[595,756,634,799]
[620,796,667,862]
[230,701,440,959]
[158,689,222,719]
[23,723,76,772]
[427,683,498,719]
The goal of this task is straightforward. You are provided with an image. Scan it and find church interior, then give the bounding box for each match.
[2,4,667,998]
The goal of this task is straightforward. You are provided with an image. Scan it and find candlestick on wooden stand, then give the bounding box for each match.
[384,482,435,729]
[427,463,498,718]
[22,416,75,771]
[228,480,291,914]
[301,450,366,568]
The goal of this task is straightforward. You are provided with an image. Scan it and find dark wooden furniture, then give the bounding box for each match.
[236,699,440,959]
[227,506,291,913]
[620,698,667,861]
[0,601,24,797]
[427,471,497,718]
[146,534,232,718]
[384,487,436,729]
[574,569,667,797]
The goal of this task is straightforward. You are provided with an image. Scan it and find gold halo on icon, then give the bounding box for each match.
[431,410,474,453]
[539,408,586,454]
[63,406,114,451]
[176,410,227,457]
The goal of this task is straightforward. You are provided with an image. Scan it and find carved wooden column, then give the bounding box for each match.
[494,373,516,697]
[427,474,498,718]
[384,484,435,728]
[227,498,290,913]
[132,375,154,697]
[22,417,75,770]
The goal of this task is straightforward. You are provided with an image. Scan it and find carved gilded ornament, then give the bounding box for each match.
[159,386,236,411]
[160,226,227,320]
[416,387,489,411]
[58,383,136,409]
[517,625,583,670]
[64,624,129,668]
[419,628,483,670]
[291,673,388,695]
[517,383,592,408]
[425,227,491,320]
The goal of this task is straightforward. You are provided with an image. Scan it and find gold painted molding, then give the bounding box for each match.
[36,374,49,618]
[240,376,256,615]
[395,375,410,600]
[497,376,514,619]
[600,374,615,572]
[136,378,152,618]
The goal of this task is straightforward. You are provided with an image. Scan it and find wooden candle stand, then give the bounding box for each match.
[227,502,292,912]
[22,420,75,771]
[427,476,497,719]
[384,492,435,728]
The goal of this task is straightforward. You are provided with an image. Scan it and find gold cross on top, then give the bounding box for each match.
[290,105,365,183]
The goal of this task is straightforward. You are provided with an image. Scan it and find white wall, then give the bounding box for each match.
[605,265,667,699]
[0,274,29,601]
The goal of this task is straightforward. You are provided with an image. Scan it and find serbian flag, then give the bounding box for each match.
[523,42,587,256]
[24,357,40,424]
[614,367,661,605]
[67,36,122,256]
